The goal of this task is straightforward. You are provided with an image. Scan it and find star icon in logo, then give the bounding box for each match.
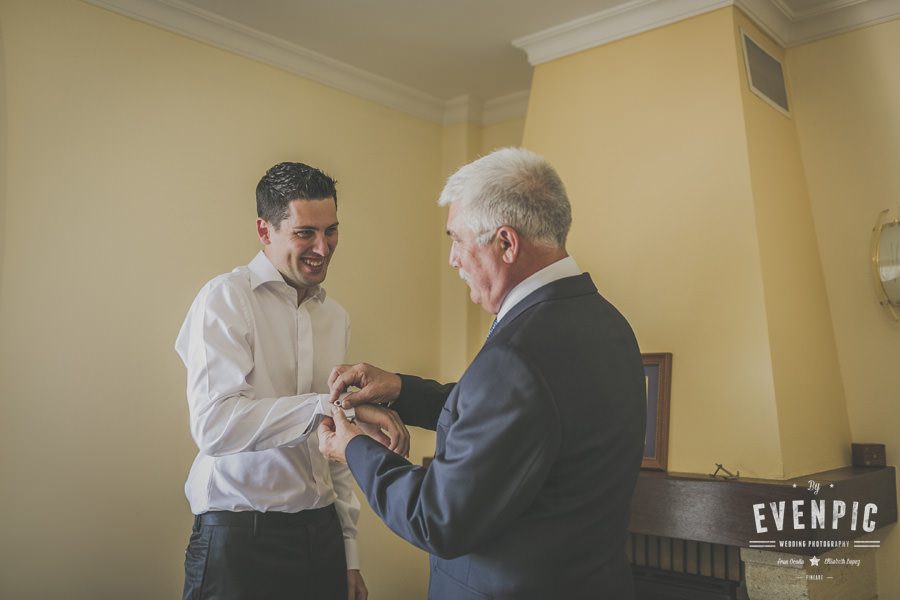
[809,556,820,567]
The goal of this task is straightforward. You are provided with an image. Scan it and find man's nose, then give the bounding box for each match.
[313,234,330,256]
[448,242,459,268]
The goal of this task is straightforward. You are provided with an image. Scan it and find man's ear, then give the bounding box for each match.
[256,218,272,245]
[496,226,520,264]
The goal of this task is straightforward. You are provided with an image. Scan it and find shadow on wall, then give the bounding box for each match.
[0,20,7,300]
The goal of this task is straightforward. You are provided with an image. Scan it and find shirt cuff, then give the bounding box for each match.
[344,537,361,571]
[301,394,356,437]
[328,393,355,421]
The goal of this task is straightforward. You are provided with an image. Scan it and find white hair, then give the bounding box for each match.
[438,147,571,247]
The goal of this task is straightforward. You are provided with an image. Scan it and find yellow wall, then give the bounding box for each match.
[732,13,851,478]
[524,7,786,478]
[0,0,441,597]
[0,15,6,298]
[786,19,900,599]
[481,117,526,155]
[438,122,481,380]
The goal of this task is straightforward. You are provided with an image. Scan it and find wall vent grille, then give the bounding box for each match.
[741,30,790,117]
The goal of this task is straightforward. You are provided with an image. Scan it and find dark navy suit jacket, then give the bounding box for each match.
[345,273,646,599]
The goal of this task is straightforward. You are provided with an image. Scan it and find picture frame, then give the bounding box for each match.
[641,353,672,471]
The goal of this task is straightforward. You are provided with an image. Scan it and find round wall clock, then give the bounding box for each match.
[871,207,900,320]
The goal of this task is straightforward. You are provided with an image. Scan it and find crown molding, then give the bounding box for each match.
[443,95,483,126]
[82,0,894,126]
[82,0,449,121]
[84,0,531,126]
[442,92,530,126]
[773,0,864,21]
[734,0,792,44]
[513,0,899,65]
[512,0,733,65]
[785,0,900,47]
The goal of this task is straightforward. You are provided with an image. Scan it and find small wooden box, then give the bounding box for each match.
[851,443,886,467]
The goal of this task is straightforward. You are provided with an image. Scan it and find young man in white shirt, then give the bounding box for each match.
[176,162,407,600]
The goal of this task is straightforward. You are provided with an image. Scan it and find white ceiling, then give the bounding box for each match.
[90,0,897,122]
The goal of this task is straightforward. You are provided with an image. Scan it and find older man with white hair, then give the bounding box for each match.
[319,147,646,600]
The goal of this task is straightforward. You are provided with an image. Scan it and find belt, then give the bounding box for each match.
[195,505,335,534]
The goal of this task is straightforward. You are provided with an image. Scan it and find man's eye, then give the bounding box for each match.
[295,230,314,238]
[326,227,338,235]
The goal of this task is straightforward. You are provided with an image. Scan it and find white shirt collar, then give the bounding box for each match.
[496,256,581,322]
[248,251,326,302]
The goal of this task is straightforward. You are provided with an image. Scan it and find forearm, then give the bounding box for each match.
[190,392,353,456]
[346,436,473,558]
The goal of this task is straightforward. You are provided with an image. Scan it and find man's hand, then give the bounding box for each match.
[328,362,402,407]
[318,408,363,464]
[355,404,409,458]
[347,569,368,600]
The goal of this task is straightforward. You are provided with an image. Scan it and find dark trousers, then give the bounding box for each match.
[182,505,348,600]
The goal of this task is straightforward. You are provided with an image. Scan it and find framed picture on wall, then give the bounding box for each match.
[641,353,672,471]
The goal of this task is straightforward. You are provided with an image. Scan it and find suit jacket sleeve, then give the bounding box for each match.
[346,346,561,558]
[391,374,456,431]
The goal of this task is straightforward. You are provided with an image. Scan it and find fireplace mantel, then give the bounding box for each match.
[629,466,897,556]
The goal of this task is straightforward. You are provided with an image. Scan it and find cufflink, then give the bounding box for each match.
[332,392,350,408]
[331,393,355,422]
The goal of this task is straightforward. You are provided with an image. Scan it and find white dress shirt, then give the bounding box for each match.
[495,256,582,322]
[175,251,360,569]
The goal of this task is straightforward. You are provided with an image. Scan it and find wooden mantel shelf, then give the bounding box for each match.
[629,466,897,556]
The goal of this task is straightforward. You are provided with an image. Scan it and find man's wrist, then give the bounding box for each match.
[378,373,403,407]
[320,393,355,421]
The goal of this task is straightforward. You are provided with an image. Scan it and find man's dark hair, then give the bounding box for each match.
[256,162,338,227]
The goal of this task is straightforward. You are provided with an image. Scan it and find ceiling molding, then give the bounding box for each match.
[513,0,899,64]
[84,0,531,125]
[83,0,450,122]
[512,0,733,65]
[734,0,792,44]
[785,0,900,46]
[443,96,483,126]
[775,0,864,21]
[81,0,895,125]
[441,92,530,126]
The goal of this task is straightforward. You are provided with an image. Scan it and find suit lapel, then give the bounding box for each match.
[490,273,598,339]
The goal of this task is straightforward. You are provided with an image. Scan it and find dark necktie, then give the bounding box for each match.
[487,318,499,340]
